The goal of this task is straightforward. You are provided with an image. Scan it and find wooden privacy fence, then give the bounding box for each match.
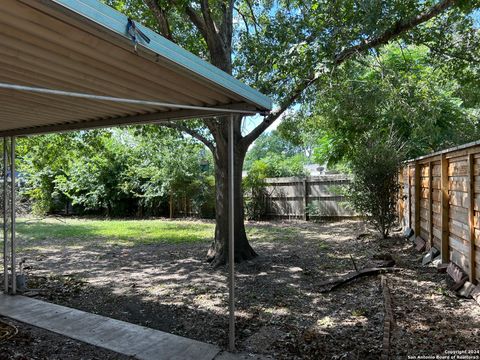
[399,140,480,284]
[263,175,355,219]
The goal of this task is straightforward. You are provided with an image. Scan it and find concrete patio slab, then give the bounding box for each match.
[0,293,222,360]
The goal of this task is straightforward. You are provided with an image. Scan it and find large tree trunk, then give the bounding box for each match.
[206,121,257,266]
[145,0,256,265]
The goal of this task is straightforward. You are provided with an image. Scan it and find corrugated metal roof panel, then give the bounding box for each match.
[0,0,272,136]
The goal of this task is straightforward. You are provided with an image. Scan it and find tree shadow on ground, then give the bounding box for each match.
[1,220,478,359]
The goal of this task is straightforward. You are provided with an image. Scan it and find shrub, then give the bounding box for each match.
[191,175,216,219]
[347,132,404,238]
[243,161,269,220]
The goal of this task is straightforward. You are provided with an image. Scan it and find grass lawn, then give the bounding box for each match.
[16,218,215,246]
[15,217,298,248]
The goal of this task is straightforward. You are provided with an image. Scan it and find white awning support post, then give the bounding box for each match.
[228,115,235,351]
[3,137,8,294]
[10,136,16,295]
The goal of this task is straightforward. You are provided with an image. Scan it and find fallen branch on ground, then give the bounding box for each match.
[381,276,395,360]
[318,267,401,292]
[349,255,359,272]
[0,320,18,342]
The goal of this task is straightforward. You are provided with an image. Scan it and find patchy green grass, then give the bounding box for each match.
[16,218,215,246]
[15,218,300,249]
[245,224,297,241]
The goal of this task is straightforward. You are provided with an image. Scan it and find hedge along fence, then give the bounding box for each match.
[399,140,480,284]
[263,175,355,219]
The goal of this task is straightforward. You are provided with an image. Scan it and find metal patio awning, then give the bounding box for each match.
[0,0,272,136]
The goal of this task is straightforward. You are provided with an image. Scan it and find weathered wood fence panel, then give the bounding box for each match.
[263,175,355,219]
[399,140,480,284]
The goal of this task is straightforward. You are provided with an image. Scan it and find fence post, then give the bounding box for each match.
[428,161,433,248]
[303,178,308,221]
[3,138,8,294]
[398,169,403,226]
[467,154,477,284]
[414,162,421,237]
[441,154,449,263]
[408,164,413,229]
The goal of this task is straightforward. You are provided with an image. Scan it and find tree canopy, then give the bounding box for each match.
[102,0,479,146]
[244,130,308,177]
[280,43,480,165]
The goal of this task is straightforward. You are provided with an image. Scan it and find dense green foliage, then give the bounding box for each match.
[244,130,308,177]
[278,43,479,235]
[347,133,405,238]
[243,162,269,221]
[235,0,480,104]
[17,127,308,220]
[280,44,480,166]
[17,128,215,218]
[245,131,302,168]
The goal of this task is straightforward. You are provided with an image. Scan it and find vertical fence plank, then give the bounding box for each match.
[441,154,449,263]
[10,136,15,295]
[397,170,402,226]
[414,162,421,237]
[303,178,308,221]
[428,161,433,248]
[399,169,405,227]
[408,164,412,229]
[3,138,8,294]
[467,154,476,284]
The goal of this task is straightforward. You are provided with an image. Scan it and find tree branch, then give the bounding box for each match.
[234,6,250,37]
[234,2,258,40]
[200,0,218,37]
[197,0,231,70]
[162,122,215,152]
[334,0,458,65]
[183,4,209,40]
[171,0,231,71]
[241,75,317,147]
[242,0,459,147]
[220,0,234,47]
[422,42,480,63]
[245,0,259,35]
[143,0,174,41]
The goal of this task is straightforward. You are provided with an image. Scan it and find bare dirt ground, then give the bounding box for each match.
[1,220,479,359]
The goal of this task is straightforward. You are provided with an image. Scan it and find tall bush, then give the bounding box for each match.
[243,161,269,220]
[347,133,404,238]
